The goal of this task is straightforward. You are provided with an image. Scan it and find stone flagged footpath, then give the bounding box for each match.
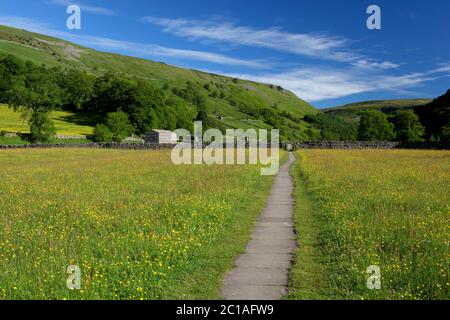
[221,152,296,300]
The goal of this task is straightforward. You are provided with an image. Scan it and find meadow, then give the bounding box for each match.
[288,150,449,300]
[0,148,277,299]
[0,104,96,136]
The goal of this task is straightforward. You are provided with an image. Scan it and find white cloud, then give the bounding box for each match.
[223,67,442,102]
[67,34,269,68]
[144,17,350,60]
[0,16,267,68]
[0,16,53,35]
[433,62,450,74]
[48,0,116,16]
[143,16,400,70]
[352,59,400,70]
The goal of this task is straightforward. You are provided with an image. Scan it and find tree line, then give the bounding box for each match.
[304,94,450,143]
[357,101,449,143]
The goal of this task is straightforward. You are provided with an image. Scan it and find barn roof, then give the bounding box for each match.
[147,130,176,135]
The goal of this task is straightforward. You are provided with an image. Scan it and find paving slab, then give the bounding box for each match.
[252,227,296,240]
[246,239,297,254]
[221,153,297,300]
[221,285,287,300]
[235,254,292,268]
[223,267,289,286]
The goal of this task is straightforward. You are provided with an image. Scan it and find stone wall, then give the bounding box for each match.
[287,141,450,150]
[1,141,448,150]
[0,143,177,150]
[54,135,87,140]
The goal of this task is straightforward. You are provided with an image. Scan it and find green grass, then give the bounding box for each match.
[0,136,94,145]
[285,155,338,300]
[0,24,318,140]
[0,149,282,299]
[0,104,96,136]
[288,150,449,300]
[0,136,29,145]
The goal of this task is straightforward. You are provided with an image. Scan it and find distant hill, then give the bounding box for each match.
[0,25,318,141]
[323,99,432,123]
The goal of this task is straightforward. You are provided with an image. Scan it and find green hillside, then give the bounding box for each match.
[0,25,317,140]
[0,104,97,135]
[323,99,431,123]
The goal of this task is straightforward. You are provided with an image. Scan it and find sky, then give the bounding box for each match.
[0,0,449,108]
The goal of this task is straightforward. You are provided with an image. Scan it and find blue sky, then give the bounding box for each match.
[0,0,449,108]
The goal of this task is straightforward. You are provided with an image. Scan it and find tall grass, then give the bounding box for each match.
[0,149,276,299]
[292,150,449,300]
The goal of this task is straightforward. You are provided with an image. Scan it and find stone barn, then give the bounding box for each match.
[144,130,177,144]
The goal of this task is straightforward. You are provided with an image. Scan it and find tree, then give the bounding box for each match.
[93,124,113,142]
[89,75,173,134]
[28,111,56,143]
[89,73,137,114]
[439,125,450,143]
[121,80,166,134]
[196,110,208,123]
[0,54,24,102]
[304,113,357,141]
[105,111,134,142]
[391,110,425,142]
[165,96,197,132]
[260,108,281,128]
[7,65,64,142]
[58,69,94,110]
[358,110,394,141]
[8,65,64,114]
[416,89,450,141]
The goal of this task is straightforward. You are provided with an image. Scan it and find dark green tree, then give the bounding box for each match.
[358,111,394,141]
[196,110,208,123]
[391,110,425,142]
[105,111,134,142]
[121,80,166,134]
[439,125,450,143]
[89,73,137,114]
[58,69,95,110]
[7,65,64,142]
[93,124,113,142]
[0,54,24,102]
[416,89,450,141]
[28,111,56,143]
[8,65,64,114]
[304,113,357,141]
[165,96,197,131]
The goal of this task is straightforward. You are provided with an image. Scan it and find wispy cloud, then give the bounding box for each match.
[433,62,450,74]
[143,16,400,71]
[48,0,116,16]
[223,66,447,102]
[352,59,400,70]
[143,17,350,60]
[0,16,53,35]
[68,34,269,68]
[0,16,268,69]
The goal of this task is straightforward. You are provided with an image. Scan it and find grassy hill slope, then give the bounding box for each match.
[0,25,317,140]
[323,99,431,123]
[0,104,98,135]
